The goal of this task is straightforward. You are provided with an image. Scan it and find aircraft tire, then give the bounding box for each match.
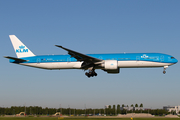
[94,73,97,76]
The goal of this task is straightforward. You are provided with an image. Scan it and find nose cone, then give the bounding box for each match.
[174,58,178,64]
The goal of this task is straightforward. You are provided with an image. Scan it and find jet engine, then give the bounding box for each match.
[102,60,120,73]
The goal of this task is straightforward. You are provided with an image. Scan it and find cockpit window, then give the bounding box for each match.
[171,57,175,59]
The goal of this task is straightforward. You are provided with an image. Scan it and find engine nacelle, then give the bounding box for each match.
[104,60,118,70]
[102,60,120,73]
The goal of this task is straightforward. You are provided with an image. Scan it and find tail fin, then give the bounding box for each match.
[9,35,35,58]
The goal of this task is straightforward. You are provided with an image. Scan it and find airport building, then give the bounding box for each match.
[120,106,143,111]
[134,107,144,111]
[105,105,109,108]
[163,106,180,114]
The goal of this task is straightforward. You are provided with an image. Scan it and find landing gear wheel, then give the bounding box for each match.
[85,69,98,78]
[94,73,97,76]
[85,72,90,78]
[163,66,168,74]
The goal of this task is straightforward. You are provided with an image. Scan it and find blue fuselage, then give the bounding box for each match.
[10,53,178,64]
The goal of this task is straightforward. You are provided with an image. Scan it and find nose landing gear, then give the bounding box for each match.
[85,69,97,78]
[163,66,168,74]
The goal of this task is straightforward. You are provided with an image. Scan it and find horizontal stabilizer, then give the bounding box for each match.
[4,56,27,62]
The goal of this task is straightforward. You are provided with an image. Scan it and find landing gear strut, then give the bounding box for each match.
[163,66,168,74]
[85,69,97,78]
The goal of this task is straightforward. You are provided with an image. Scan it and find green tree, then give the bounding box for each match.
[131,104,134,107]
[122,104,125,107]
[113,105,115,115]
[117,104,120,114]
[121,109,126,114]
[140,103,143,107]
[113,105,115,110]
[108,105,111,115]
[135,104,138,107]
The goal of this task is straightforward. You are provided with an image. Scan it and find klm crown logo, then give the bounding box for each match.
[19,45,25,49]
[16,45,28,53]
[141,54,149,58]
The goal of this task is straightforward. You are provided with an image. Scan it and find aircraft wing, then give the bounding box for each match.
[4,56,27,62]
[55,45,102,63]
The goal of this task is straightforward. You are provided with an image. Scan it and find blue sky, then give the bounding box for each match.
[0,0,180,109]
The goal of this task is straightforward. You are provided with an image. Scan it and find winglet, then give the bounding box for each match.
[55,45,62,48]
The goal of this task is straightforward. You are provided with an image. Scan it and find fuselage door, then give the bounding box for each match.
[37,58,41,63]
[136,56,140,61]
[160,56,164,62]
[136,56,141,65]
[67,57,71,62]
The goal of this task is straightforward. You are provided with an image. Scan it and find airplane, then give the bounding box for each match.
[4,35,178,78]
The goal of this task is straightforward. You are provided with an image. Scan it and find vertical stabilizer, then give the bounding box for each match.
[9,35,35,58]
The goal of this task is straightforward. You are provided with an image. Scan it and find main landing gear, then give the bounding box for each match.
[85,69,97,78]
[163,66,168,74]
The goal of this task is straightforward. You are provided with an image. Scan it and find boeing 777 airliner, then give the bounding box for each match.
[4,35,178,78]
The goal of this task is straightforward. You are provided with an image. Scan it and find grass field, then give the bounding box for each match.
[0,117,180,120]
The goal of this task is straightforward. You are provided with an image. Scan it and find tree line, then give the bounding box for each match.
[0,104,175,116]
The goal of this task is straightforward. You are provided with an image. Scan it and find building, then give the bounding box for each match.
[122,106,134,111]
[134,107,144,111]
[120,106,143,111]
[163,106,180,114]
[105,105,109,109]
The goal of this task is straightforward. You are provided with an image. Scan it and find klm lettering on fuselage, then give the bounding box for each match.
[16,45,28,53]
